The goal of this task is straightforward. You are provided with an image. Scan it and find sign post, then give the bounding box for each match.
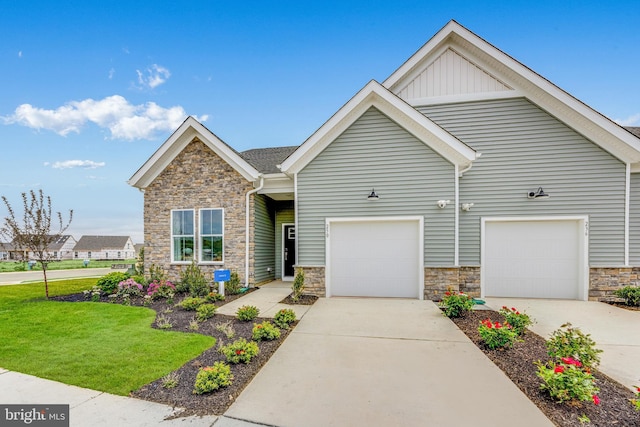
[214,269,231,297]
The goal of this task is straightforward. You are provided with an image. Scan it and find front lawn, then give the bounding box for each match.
[0,279,214,395]
[0,259,137,272]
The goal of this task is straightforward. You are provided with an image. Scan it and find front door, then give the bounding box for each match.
[283,224,296,278]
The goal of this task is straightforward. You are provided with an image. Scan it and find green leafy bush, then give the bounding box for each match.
[632,386,640,411]
[292,268,305,302]
[196,304,217,322]
[252,321,281,341]
[536,357,599,404]
[180,261,210,297]
[546,323,602,369]
[499,306,534,335]
[478,319,520,349]
[97,272,130,294]
[193,362,233,394]
[219,338,259,364]
[236,305,259,321]
[148,263,167,283]
[273,308,296,329]
[225,271,242,295]
[205,291,225,302]
[614,286,640,306]
[179,297,206,311]
[439,289,474,318]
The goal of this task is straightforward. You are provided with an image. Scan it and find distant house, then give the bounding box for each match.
[1,235,76,261]
[73,236,136,260]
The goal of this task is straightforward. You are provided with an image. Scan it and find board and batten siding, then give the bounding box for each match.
[297,107,455,266]
[253,194,275,284]
[629,173,640,264]
[418,98,626,266]
[275,201,294,278]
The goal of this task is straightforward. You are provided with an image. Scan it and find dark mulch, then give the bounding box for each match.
[605,301,640,312]
[451,309,639,427]
[51,288,316,417]
[280,293,318,305]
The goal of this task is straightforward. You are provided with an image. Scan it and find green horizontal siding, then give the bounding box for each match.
[298,107,455,266]
[419,98,626,266]
[253,194,275,283]
[275,202,295,278]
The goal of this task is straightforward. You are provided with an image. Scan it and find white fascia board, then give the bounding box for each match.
[384,20,640,165]
[280,80,477,174]
[258,173,294,194]
[128,117,260,188]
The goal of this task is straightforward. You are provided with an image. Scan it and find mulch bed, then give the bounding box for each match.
[52,288,315,417]
[451,308,639,427]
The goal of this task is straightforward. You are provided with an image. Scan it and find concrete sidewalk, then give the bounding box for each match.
[225,298,554,427]
[485,297,640,391]
[216,281,313,319]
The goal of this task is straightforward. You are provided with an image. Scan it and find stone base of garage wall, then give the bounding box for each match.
[589,267,640,301]
[423,267,481,301]
[298,266,326,297]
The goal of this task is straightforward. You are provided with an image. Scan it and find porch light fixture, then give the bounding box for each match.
[367,189,379,200]
[437,200,451,209]
[527,187,550,200]
[461,203,474,211]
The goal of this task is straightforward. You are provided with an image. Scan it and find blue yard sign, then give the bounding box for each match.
[214,269,230,282]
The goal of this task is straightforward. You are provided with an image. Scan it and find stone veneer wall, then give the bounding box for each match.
[298,267,325,297]
[143,138,255,284]
[589,267,640,301]
[423,266,481,301]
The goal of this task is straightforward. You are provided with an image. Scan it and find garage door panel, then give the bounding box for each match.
[329,220,420,298]
[484,220,582,300]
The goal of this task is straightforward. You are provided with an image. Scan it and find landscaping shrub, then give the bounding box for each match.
[205,291,224,302]
[236,305,259,321]
[252,321,281,341]
[148,263,167,283]
[117,278,144,297]
[439,289,474,318]
[478,319,520,349]
[273,308,296,329]
[292,268,305,302]
[225,271,242,295]
[546,323,602,369]
[632,386,640,411]
[147,280,176,301]
[161,372,180,389]
[196,304,217,322]
[219,338,259,364]
[180,260,210,297]
[536,357,599,404]
[193,362,233,394]
[499,306,533,335]
[215,320,235,339]
[614,286,640,306]
[179,297,206,311]
[97,272,130,294]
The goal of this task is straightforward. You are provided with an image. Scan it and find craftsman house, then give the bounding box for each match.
[129,21,640,301]
[73,235,136,260]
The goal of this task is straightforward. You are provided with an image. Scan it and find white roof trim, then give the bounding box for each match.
[279,80,477,174]
[383,20,640,166]
[128,117,260,188]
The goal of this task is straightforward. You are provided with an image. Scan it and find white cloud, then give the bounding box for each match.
[108,68,115,79]
[2,95,207,140]
[614,113,640,126]
[136,64,171,89]
[48,160,106,170]
[18,51,22,58]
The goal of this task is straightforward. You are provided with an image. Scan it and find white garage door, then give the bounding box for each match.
[483,219,584,299]
[328,219,422,298]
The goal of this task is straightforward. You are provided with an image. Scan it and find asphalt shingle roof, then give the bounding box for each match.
[240,146,299,174]
[626,127,640,138]
[74,236,131,251]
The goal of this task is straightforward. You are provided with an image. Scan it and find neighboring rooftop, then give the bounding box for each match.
[626,127,640,138]
[240,146,299,174]
[74,236,132,251]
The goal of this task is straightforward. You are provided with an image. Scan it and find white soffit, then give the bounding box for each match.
[383,20,640,166]
[279,80,477,174]
[128,116,260,188]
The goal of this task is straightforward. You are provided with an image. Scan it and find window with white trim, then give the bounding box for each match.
[200,208,224,263]
[171,209,195,262]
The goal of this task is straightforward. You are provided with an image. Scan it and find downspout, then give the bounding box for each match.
[625,163,630,266]
[454,165,459,266]
[245,176,264,287]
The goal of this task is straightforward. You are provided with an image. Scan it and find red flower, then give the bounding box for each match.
[515,311,520,315]
[502,306,508,310]
[592,395,600,405]
[554,365,565,374]
[511,307,516,312]
[495,322,502,329]
[445,291,451,296]
[235,349,244,355]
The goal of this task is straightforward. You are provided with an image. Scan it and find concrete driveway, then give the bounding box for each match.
[225,298,553,427]
[485,298,640,392]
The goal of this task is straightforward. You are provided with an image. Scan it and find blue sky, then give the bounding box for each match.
[1,1,639,243]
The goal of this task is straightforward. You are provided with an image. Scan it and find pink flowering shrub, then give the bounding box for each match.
[117,278,144,297]
[147,280,176,300]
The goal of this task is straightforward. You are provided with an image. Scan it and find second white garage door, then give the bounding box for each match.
[327,218,423,298]
[483,218,587,300]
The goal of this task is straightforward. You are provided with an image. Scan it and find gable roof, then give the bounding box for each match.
[241,146,298,174]
[128,116,261,189]
[383,20,640,168]
[279,80,478,174]
[74,235,132,251]
[1,235,74,251]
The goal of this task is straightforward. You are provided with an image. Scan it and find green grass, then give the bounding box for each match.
[0,279,215,395]
[0,259,137,273]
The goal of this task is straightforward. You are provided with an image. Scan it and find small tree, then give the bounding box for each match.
[0,190,73,298]
[292,268,305,302]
